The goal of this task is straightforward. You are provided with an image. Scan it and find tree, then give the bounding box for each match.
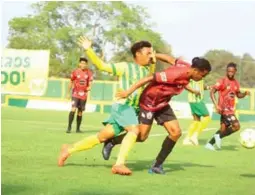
[7,1,171,78]
[240,53,255,87]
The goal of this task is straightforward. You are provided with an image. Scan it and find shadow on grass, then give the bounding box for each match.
[1,184,29,194]
[65,159,215,174]
[126,160,215,173]
[198,139,239,151]
[65,189,132,195]
[221,145,239,151]
[2,184,132,195]
[198,139,209,145]
[240,174,255,178]
[65,130,99,134]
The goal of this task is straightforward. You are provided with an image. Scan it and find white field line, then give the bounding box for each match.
[149,128,217,137]
[3,118,255,136]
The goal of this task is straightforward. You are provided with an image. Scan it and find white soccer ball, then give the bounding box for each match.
[239,128,255,149]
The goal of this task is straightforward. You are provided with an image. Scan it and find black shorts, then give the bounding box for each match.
[138,105,177,126]
[220,114,239,127]
[71,97,87,111]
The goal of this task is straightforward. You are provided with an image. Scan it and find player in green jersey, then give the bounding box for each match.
[58,36,158,175]
[183,77,211,145]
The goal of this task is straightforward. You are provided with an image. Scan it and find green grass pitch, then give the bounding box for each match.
[1,106,255,195]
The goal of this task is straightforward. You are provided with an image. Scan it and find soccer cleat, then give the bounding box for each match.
[148,160,165,175]
[102,141,114,160]
[111,165,132,176]
[66,126,71,133]
[58,144,70,167]
[190,135,199,146]
[214,134,222,149]
[205,143,216,151]
[183,137,193,145]
[76,130,83,133]
[148,165,165,175]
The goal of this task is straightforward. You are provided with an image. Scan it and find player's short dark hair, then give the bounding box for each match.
[130,41,152,57]
[79,57,88,63]
[191,57,211,72]
[227,62,237,70]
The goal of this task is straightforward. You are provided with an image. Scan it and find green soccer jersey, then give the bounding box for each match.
[188,79,205,103]
[85,48,154,111]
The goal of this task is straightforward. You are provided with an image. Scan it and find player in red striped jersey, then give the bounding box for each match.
[66,57,93,133]
[205,63,250,151]
[115,57,211,174]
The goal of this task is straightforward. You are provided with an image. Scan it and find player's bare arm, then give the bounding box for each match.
[66,80,73,99]
[236,90,250,98]
[116,76,153,99]
[155,53,176,65]
[77,36,92,50]
[77,36,117,74]
[86,80,93,91]
[210,88,221,113]
[204,85,211,90]
[185,85,201,96]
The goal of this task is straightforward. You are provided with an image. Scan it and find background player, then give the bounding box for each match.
[183,77,211,145]
[205,62,250,151]
[66,57,93,133]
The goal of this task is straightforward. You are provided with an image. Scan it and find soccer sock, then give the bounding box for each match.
[154,136,176,167]
[220,127,235,138]
[197,116,211,135]
[208,127,234,145]
[68,134,100,154]
[110,133,127,145]
[68,111,75,128]
[187,121,199,138]
[115,131,137,165]
[76,115,82,131]
[107,132,147,147]
[208,130,220,145]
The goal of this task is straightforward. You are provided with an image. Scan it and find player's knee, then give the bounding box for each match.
[171,129,182,140]
[77,111,83,116]
[137,135,148,142]
[126,125,140,135]
[232,123,240,131]
[71,107,77,112]
[97,134,107,143]
[204,116,211,120]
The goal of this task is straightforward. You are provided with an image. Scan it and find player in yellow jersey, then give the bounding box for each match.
[183,77,211,145]
[58,36,158,175]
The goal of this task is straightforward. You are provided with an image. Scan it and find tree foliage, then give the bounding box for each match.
[6,2,255,87]
[7,1,171,79]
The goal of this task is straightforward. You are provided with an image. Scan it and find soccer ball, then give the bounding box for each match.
[239,128,255,149]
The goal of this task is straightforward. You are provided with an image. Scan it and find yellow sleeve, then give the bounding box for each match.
[85,48,126,76]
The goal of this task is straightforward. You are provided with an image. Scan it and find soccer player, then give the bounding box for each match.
[115,57,211,174]
[58,36,156,175]
[101,57,199,159]
[182,78,211,145]
[205,62,250,151]
[66,57,93,133]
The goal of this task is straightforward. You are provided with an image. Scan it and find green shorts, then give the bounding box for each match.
[189,102,209,117]
[102,103,138,136]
